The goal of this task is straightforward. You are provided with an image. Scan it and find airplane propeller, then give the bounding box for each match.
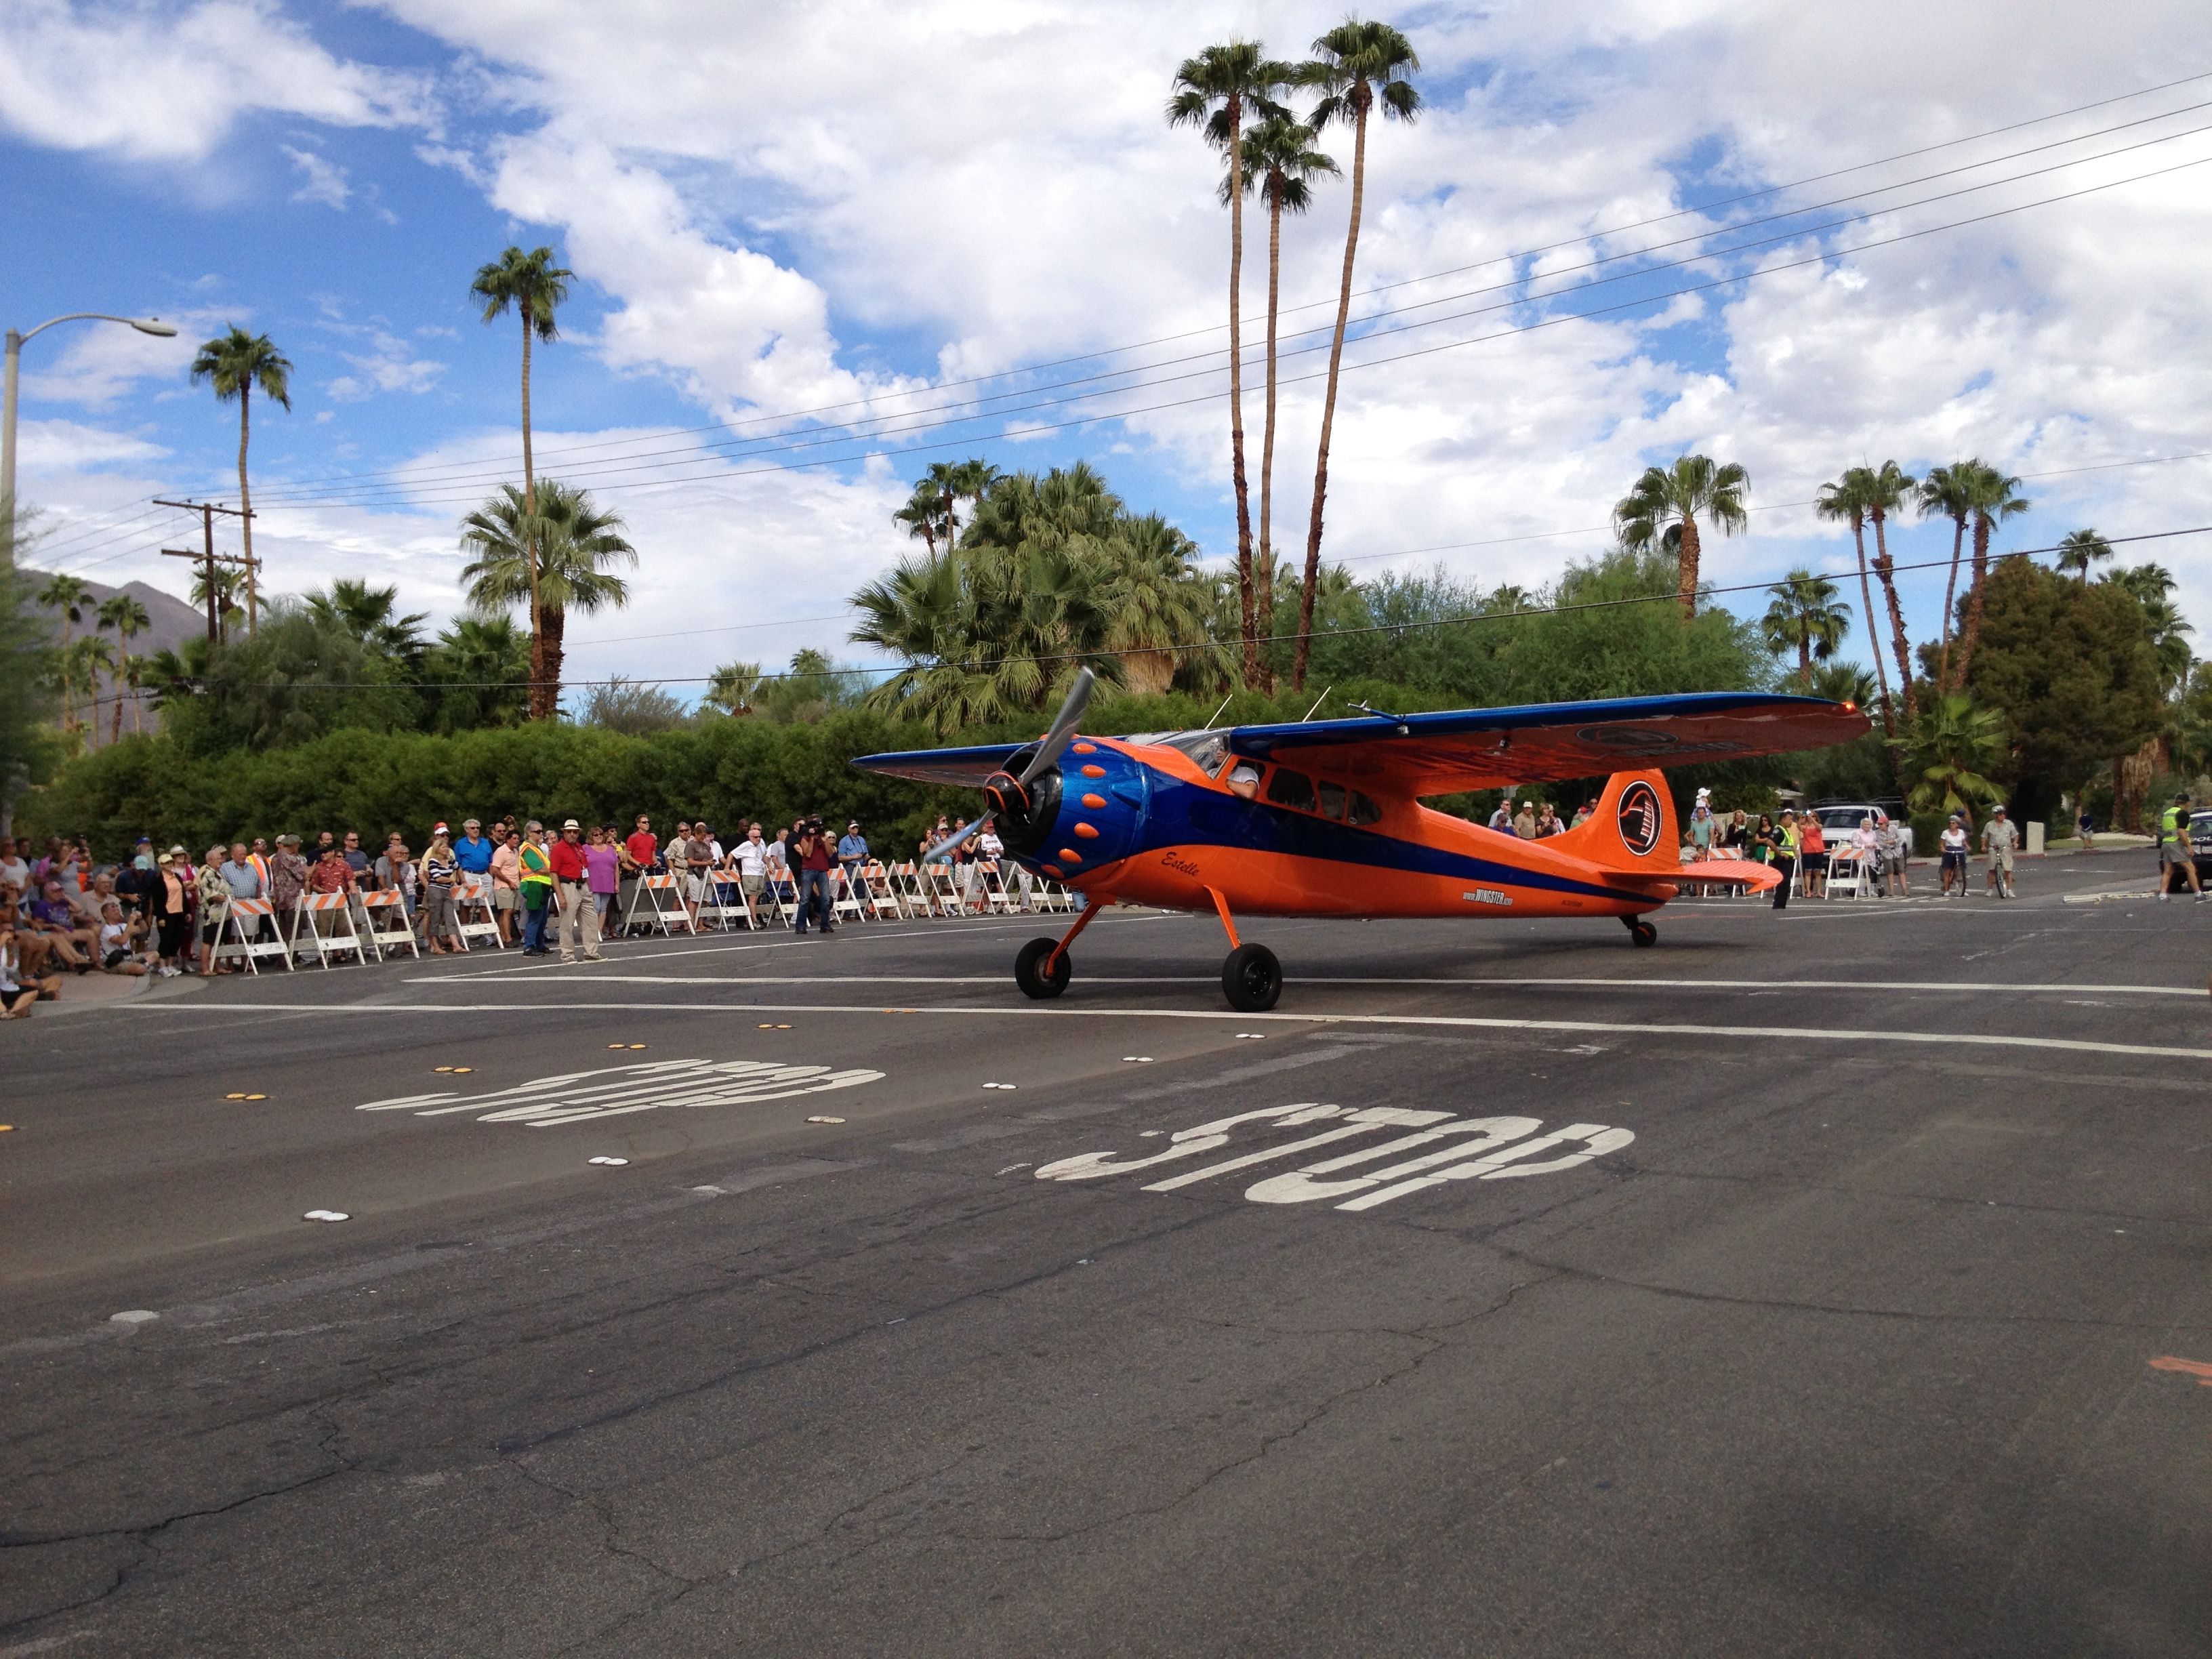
[923,668,1094,863]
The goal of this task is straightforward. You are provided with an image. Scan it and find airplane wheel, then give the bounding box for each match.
[1627,918,1658,948]
[1015,937,1070,1000]
[1222,943,1282,1012]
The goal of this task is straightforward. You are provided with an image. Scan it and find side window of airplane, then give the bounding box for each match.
[1317,780,1347,820]
[1347,791,1383,827]
[1264,767,1317,811]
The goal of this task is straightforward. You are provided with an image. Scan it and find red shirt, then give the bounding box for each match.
[548,839,588,882]
[625,831,657,867]
[797,837,834,873]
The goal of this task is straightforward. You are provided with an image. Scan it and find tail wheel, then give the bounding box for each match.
[1015,937,1071,1000]
[1627,918,1658,948]
[1222,942,1282,1012]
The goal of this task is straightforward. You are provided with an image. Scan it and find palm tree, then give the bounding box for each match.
[189,327,291,633]
[96,592,150,742]
[2137,594,2194,697]
[1101,512,1227,694]
[424,614,531,732]
[1235,111,1340,693]
[61,634,113,752]
[1914,463,1973,693]
[1170,41,1293,691]
[470,245,574,714]
[35,573,89,731]
[306,577,428,661]
[705,660,764,716]
[188,564,245,643]
[1614,454,1750,619]
[1843,461,1917,720]
[1815,472,1893,739]
[459,480,636,716]
[1760,569,1852,684]
[1950,462,2029,690]
[947,457,1002,544]
[1296,20,1420,691]
[893,476,953,558]
[2055,528,2115,583]
[117,653,149,736]
[1891,692,2008,821]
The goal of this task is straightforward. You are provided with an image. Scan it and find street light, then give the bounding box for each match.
[2,312,180,565]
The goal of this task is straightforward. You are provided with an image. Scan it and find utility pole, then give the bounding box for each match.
[161,544,254,644]
[154,497,258,634]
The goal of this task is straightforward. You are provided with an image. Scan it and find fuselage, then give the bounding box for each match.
[1005,734,1671,921]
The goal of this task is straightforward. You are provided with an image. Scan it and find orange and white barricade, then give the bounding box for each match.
[1035,875,1074,913]
[291,891,369,966]
[216,897,290,974]
[896,861,944,916]
[623,872,693,935]
[453,874,503,951]
[695,869,750,931]
[832,865,869,924]
[924,859,963,916]
[356,887,420,962]
[861,861,906,920]
[763,867,799,924]
[977,859,1019,914]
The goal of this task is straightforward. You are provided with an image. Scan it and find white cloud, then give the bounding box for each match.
[282,143,350,208]
[19,308,216,409]
[0,0,436,165]
[14,417,167,474]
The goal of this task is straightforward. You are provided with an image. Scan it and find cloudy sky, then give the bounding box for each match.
[4,0,2209,701]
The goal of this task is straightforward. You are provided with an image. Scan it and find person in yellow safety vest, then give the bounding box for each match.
[2157,792,2205,901]
[1771,808,1801,910]
[517,821,557,952]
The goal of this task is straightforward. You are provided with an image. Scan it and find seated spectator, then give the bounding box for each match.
[0,836,28,894]
[1,891,61,1015]
[98,900,159,976]
[24,878,95,974]
[68,869,125,930]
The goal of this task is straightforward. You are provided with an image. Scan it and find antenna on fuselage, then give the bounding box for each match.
[1200,694,1233,731]
[1299,686,1333,722]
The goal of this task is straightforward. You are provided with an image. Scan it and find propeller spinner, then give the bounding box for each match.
[923,669,1094,863]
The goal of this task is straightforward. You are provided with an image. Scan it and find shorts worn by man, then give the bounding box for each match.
[2156,792,2205,901]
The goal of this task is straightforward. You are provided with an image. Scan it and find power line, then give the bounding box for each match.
[239,77,2212,504]
[233,150,2212,516]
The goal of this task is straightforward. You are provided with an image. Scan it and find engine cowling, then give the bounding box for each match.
[991,739,1149,882]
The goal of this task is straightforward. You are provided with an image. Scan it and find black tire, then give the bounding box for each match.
[1629,919,1658,948]
[1222,942,1283,1012]
[1015,937,1071,1000]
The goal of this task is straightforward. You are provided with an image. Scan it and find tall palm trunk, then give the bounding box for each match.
[1675,516,1702,617]
[1869,506,1914,720]
[520,313,548,719]
[1295,88,1370,692]
[111,686,123,745]
[1258,175,1285,684]
[539,602,566,715]
[1952,513,1992,691]
[1224,96,1260,692]
[1850,514,1896,741]
[1797,638,1811,683]
[236,384,258,635]
[1935,512,1965,693]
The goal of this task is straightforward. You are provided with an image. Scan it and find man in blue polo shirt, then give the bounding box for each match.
[453,817,495,879]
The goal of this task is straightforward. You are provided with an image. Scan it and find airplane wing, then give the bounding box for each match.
[1226,691,1866,794]
[849,741,1027,787]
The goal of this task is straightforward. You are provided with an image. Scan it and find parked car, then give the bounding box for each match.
[1810,803,1914,860]
[2188,810,2212,880]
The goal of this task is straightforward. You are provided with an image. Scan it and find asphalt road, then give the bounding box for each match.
[5,851,2210,1656]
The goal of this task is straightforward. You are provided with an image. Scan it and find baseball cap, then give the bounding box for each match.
[848,821,860,829]
[135,835,151,846]
[1992,805,2007,814]
[432,821,449,835]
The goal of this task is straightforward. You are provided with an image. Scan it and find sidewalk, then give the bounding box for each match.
[7,967,204,1021]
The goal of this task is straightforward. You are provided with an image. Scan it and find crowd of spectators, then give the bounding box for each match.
[0,811,1065,1014]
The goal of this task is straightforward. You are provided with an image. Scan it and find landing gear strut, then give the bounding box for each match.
[1622,916,1658,948]
[1014,896,1105,1000]
[1206,886,1282,1012]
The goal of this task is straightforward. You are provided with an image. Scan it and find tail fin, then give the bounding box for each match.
[1556,770,1678,872]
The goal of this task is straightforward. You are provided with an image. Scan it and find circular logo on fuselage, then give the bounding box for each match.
[1616,781,1662,857]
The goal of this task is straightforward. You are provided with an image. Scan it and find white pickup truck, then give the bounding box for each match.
[1811,804,1914,859]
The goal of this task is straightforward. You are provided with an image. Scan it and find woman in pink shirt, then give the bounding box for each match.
[489,831,523,946]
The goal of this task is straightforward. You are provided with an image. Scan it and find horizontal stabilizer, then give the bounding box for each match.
[1608,857,1781,894]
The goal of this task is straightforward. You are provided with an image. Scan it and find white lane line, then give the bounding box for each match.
[129,1000,2212,1063]
[378,972,2209,999]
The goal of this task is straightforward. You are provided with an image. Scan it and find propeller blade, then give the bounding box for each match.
[1019,667,1095,785]
[923,813,991,864]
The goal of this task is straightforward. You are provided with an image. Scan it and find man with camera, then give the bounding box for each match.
[791,818,838,935]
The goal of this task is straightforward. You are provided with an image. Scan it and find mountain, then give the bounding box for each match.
[19,569,208,742]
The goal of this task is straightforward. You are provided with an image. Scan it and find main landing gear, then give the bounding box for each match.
[1010,888,1286,1012]
[1622,915,1658,948]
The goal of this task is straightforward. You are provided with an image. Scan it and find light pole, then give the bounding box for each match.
[2,312,178,566]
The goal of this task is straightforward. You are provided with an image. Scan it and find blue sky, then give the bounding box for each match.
[5,0,2209,701]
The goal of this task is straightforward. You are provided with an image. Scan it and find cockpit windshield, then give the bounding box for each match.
[1124,730,1230,775]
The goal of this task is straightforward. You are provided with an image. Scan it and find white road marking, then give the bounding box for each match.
[145,1000,2212,1064]
[1039,1107,1634,1212]
[355,1059,884,1129]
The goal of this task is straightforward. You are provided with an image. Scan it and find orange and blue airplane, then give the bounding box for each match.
[853,671,1868,1011]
